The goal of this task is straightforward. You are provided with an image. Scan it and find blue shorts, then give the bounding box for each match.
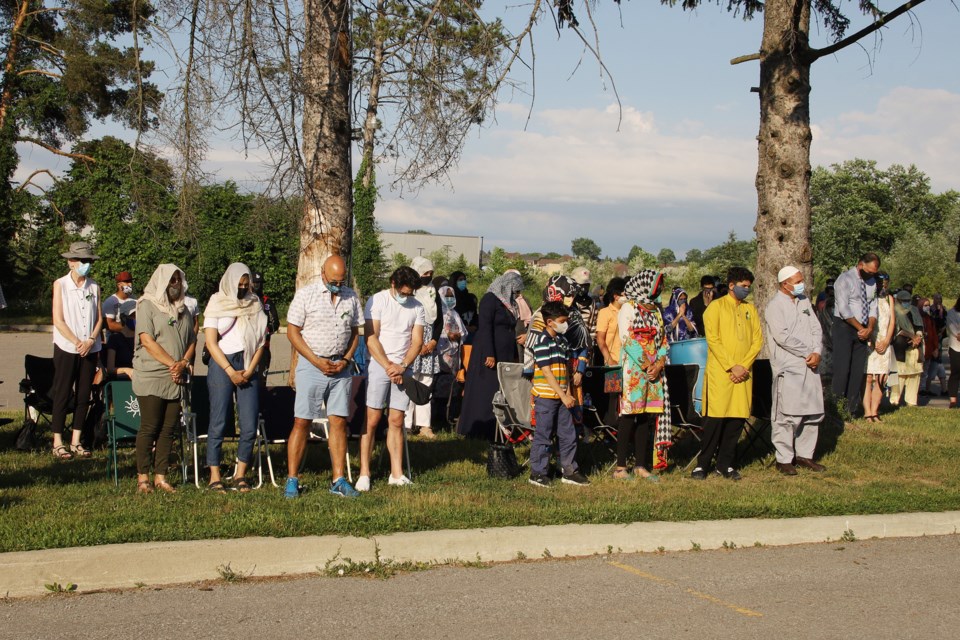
[366,360,410,412]
[294,359,352,419]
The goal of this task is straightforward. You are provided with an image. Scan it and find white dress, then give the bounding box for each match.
[867,296,893,375]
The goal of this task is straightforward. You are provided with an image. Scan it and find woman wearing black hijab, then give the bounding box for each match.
[450,271,478,334]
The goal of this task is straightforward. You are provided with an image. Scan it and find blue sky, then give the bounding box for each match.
[370,0,960,259]
[13,1,959,260]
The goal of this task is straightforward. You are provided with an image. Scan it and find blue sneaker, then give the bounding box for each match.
[284,476,300,499]
[329,477,360,498]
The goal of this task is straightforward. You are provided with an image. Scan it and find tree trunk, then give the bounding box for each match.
[299,0,353,287]
[753,0,813,326]
[361,0,386,189]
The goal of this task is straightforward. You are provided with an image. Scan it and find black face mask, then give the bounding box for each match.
[237,287,249,299]
[421,276,433,286]
[859,269,875,281]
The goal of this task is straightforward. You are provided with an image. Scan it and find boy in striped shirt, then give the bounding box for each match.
[529,302,590,487]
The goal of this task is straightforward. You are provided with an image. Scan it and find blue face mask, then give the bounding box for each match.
[394,291,408,305]
[325,282,340,295]
[733,285,751,301]
[791,283,805,297]
[456,280,467,291]
[76,262,92,277]
[443,297,456,308]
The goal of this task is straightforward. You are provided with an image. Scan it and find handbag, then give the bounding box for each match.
[892,331,912,363]
[201,317,238,365]
[15,420,37,451]
[603,368,622,393]
[487,441,521,479]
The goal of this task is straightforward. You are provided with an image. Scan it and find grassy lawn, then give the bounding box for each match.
[0,405,958,553]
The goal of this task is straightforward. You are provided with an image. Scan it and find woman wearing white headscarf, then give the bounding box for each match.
[133,264,196,493]
[406,256,443,437]
[202,263,269,492]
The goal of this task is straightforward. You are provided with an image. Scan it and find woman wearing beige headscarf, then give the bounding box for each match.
[133,264,196,493]
[202,263,268,492]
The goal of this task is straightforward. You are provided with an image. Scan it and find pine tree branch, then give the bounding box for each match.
[807,0,928,62]
[16,69,62,79]
[16,137,96,163]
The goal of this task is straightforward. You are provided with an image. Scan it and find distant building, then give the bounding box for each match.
[534,255,574,275]
[380,231,483,267]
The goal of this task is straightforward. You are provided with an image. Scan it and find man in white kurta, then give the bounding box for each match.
[764,266,826,475]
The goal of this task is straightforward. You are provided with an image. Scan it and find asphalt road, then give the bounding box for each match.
[1,535,957,639]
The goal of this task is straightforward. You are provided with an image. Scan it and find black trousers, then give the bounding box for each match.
[616,414,653,470]
[51,344,98,437]
[135,395,181,476]
[697,417,744,472]
[948,348,960,399]
[831,320,868,414]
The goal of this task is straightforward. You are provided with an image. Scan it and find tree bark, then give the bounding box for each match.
[360,0,386,190]
[753,0,813,328]
[299,0,353,287]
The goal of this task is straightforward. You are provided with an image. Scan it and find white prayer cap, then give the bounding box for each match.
[777,265,800,283]
[410,256,434,276]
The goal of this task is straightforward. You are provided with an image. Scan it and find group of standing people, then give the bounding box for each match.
[42,238,955,495]
[829,252,959,419]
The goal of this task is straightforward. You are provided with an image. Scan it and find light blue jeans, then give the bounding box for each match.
[207,351,259,466]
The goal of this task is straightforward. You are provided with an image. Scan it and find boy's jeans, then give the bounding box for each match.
[529,396,579,477]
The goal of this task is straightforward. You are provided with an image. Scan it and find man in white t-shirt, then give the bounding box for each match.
[102,271,136,336]
[360,266,425,490]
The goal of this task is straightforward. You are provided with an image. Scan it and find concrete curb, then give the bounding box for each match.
[2,511,958,598]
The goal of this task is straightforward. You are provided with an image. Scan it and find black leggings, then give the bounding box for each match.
[949,348,960,399]
[616,413,653,470]
[51,344,99,437]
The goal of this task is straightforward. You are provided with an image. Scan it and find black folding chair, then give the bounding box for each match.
[254,385,296,487]
[20,354,63,433]
[665,363,704,470]
[738,359,776,463]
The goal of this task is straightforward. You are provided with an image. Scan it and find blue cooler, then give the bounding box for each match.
[668,337,707,414]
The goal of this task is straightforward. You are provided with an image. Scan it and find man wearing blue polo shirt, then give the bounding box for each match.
[284,255,363,498]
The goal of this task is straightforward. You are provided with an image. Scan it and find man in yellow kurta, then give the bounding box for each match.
[691,266,763,481]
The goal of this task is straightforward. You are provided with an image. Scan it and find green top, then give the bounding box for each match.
[133,299,196,400]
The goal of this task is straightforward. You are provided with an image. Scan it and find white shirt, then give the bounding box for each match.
[202,316,254,355]
[947,308,960,352]
[102,293,136,320]
[184,296,200,319]
[53,273,102,354]
[364,290,425,362]
[286,282,363,357]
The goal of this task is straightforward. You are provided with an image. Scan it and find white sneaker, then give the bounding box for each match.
[387,474,413,486]
[355,475,371,492]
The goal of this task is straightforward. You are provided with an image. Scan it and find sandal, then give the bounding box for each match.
[154,481,177,494]
[612,467,631,480]
[207,481,227,494]
[137,480,154,494]
[70,444,92,458]
[232,477,252,493]
[52,445,73,460]
[634,468,660,483]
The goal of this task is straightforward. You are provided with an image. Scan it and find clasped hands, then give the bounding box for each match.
[315,356,350,377]
[385,361,406,384]
[728,364,750,383]
[170,359,193,384]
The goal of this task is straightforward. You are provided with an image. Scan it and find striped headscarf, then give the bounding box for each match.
[624,269,672,468]
[486,271,523,318]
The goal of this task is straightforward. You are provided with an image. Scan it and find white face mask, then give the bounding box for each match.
[552,321,569,335]
[121,285,133,295]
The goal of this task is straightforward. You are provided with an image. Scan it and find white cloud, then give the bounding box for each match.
[811,87,960,190]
